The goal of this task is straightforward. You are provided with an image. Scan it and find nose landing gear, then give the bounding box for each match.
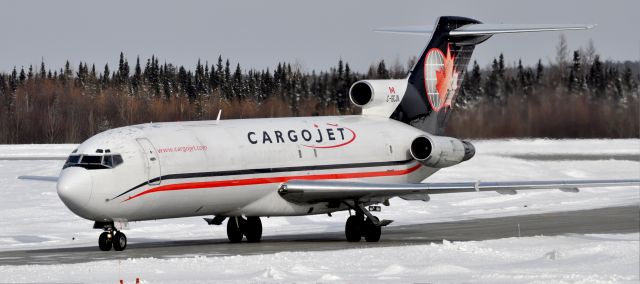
[98,231,112,251]
[97,230,127,251]
[95,221,128,251]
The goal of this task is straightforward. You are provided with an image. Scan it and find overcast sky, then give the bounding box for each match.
[1,0,639,74]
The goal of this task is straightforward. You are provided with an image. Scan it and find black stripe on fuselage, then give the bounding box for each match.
[111,159,415,200]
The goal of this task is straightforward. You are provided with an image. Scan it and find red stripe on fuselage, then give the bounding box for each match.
[123,163,423,202]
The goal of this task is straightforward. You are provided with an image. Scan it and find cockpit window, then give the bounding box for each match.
[64,154,124,170]
[66,155,81,164]
[103,155,113,168]
[112,155,123,166]
[80,155,102,164]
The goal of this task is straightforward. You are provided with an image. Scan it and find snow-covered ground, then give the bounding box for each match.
[0,139,638,283]
[2,233,638,283]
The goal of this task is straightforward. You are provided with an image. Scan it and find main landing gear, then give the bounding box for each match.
[95,221,127,251]
[226,216,263,243]
[204,216,263,243]
[344,204,392,242]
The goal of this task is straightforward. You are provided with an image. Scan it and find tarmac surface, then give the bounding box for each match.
[1,205,637,265]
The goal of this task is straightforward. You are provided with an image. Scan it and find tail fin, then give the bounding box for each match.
[382,16,593,135]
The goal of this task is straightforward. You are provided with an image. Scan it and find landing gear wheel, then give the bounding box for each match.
[112,231,127,251]
[226,217,244,243]
[364,217,381,242]
[98,232,112,251]
[244,217,263,243]
[345,215,363,242]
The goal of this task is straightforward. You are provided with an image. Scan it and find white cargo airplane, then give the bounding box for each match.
[20,16,639,251]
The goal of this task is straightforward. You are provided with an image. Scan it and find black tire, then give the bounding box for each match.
[112,231,127,251]
[226,217,244,243]
[364,217,381,242]
[345,215,363,242]
[244,217,263,243]
[98,232,112,251]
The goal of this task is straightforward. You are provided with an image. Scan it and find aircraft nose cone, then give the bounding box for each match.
[57,167,93,213]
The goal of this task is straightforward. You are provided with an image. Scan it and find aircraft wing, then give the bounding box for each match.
[278,179,640,204]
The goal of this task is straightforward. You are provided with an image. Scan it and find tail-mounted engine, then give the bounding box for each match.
[349,79,407,117]
[410,135,475,168]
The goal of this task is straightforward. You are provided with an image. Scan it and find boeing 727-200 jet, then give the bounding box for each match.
[20,16,639,251]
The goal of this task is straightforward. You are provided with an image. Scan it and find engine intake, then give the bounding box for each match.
[348,79,407,117]
[410,135,475,168]
[349,81,374,106]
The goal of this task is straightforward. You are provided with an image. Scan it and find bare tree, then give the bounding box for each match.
[555,34,569,73]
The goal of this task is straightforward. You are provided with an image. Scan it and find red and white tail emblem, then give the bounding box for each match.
[424,44,460,112]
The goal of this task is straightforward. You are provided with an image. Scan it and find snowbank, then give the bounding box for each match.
[1,233,637,283]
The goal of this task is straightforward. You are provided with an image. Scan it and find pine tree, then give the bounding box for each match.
[261,68,273,100]
[64,61,72,79]
[39,61,46,79]
[209,63,218,92]
[118,52,129,84]
[132,57,142,93]
[587,55,604,97]
[162,64,172,100]
[0,74,5,99]
[535,59,544,84]
[90,64,96,80]
[19,67,26,83]
[178,66,188,95]
[215,56,224,90]
[568,50,583,94]
[622,66,636,95]
[468,60,482,99]
[376,60,389,79]
[195,59,207,96]
[102,64,110,85]
[222,59,231,100]
[485,58,502,101]
[186,71,196,103]
[10,67,18,91]
[27,65,33,80]
[232,63,243,99]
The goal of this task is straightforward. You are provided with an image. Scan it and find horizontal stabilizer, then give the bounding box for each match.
[450,24,595,36]
[18,175,58,182]
[375,24,595,36]
[374,25,434,35]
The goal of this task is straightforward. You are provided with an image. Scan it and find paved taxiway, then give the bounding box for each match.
[0,205,637,265]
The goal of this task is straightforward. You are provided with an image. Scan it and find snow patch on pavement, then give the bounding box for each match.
[0,233,637,283]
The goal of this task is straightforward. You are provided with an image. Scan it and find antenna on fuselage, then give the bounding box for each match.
[216,109,222,125]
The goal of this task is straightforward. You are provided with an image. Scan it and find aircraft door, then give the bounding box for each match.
[136,138,161,185]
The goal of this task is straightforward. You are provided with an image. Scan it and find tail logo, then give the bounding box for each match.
[424,44,459,112]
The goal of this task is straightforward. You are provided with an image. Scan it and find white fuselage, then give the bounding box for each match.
[57,115,437,222]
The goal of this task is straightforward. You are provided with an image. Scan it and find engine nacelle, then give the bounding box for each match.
[409,135,475,168]
[349,79,407,117]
